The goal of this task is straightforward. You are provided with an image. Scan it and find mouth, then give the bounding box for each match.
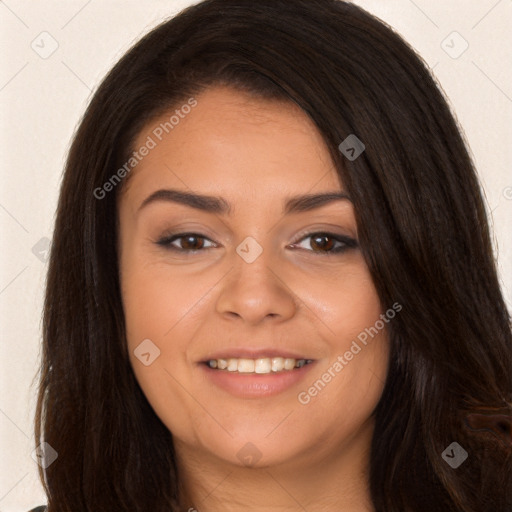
[203,357,314,374]
[198,352,317,398]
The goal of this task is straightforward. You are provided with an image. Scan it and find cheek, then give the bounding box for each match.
[294,264,390,412]
[120,247,207,350]
[296,261,384,342]
[120,251,208,436]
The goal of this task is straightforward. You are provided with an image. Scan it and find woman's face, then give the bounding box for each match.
[118,86,390,471]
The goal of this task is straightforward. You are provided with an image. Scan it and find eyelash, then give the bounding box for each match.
[155,231,357,255]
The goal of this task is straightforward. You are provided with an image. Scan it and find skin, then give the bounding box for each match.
[118,86,391,512]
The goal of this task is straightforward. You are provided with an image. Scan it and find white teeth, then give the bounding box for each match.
[227,358,238,372]
[255,358,271,373]
[271,357,284,372]
[207,357,312,374]
[284,358,295,370]
[237,358,255,373]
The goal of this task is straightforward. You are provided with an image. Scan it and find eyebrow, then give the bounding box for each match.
[137,188,352,216]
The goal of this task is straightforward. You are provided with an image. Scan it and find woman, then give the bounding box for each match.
[32,0,512,510]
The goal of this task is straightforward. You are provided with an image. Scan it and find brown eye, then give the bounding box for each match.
[292,232,357,255]
[179,235,205,251]
[310,234,336,252]
[156,233,215,252]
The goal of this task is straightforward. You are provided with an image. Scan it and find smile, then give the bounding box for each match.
[200,356,317,398]
[207,357,314,374]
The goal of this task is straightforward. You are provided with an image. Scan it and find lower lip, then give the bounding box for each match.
[199,362,316,398]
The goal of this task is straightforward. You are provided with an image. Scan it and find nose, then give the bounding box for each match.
[215,240,298,326]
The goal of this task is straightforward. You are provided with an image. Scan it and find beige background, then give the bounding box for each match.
[1,1,511,510]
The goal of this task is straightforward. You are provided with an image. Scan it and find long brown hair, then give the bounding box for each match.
[35,0,512,510]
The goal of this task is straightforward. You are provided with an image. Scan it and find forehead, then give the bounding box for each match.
[121,86,343,208]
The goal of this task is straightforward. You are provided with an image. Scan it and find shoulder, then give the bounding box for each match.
[28,507,47,512]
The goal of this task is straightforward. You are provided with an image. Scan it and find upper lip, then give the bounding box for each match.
[200,348,313,363]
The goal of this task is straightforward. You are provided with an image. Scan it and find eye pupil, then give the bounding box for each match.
[311,234,335,252]
[182,235,203,250]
